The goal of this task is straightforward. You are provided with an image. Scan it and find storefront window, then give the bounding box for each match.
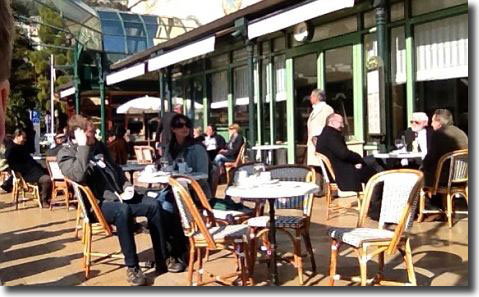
[412,0,467,16]
[209,71,228,126]
[325,46,354,137]
[262,58,271,144]
[293,53,317,163]
[311,16,357,42]
[233,65,249,134]
[391,26,406,140]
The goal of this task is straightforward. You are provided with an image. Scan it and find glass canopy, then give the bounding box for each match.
[39,0,197,63]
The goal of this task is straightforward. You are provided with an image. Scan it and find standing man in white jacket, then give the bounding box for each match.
[307,89,334,166]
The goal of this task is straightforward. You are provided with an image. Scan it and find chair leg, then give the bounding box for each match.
[329,239,340,286]
[197,248,204,285]
[35,187,42,208]
[294,229,303,285]
[249,229,258,276]
[85,225,92,278]
[75,207,81,239]
[302,228,316,273]
[358,246,368,286]
[446,192,453,228]
[326,186,331,220]
[238,243,248,286]
[375,251,384,284]
[403,240,417,286]
[65,186,70,210]
[417,191,425,223]
[187,247,195,286]
[49,188,56,210]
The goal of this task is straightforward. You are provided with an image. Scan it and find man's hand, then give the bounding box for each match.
[219,149,227,154]
[354,163,362,169]
[74,128,87,146]
[121,186,135,200]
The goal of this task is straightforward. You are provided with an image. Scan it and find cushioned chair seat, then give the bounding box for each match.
[328,227,395,248]
[211,208,253,220]
[193,224,249,242]
[248,215,306,228]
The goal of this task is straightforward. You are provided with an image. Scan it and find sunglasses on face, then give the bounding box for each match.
[410,121,420,124]
[173,122,191,129]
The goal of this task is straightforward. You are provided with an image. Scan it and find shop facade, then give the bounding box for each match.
[102,0,469,163]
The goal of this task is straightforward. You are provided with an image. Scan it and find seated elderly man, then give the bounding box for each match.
[402,112,432,156]
[421,109,468,213]
[316,113,378,192]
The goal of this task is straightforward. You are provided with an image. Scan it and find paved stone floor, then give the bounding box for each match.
[0,187,468,286]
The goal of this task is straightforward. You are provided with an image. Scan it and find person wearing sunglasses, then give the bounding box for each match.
[402,112,432,157]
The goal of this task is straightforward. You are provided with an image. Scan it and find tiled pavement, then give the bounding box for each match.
[0,187,468,286]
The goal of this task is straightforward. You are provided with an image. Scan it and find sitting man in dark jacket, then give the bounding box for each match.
[316,113,378,192]
[421,109,468,211]
[6,128,51,207]
[57,115,186,286]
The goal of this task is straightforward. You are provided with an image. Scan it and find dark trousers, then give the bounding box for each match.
[38,174,52,203]
[101,195,169,269]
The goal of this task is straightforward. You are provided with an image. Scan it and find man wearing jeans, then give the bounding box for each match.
[58,115,186,286]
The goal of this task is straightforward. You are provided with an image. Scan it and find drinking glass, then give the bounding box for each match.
[253,163,266,177]
[394,139,405,150]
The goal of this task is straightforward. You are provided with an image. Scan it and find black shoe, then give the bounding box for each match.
[126,266,146,286]
[166,257,186,273]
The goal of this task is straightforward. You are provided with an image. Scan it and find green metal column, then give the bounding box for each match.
[247,42,256,146]
[96,53,106,143]
[73,44,81,114]
[202,59,208,130]
[159,70,165,117]
[269,57,275,145]
[353,42,364,142]
[286,57,295,164]
[316,52,325,90]
[375,0,391,146]
[405,0,415,126]
[227,60,234,126]
[166,67,172,111]
[256,58,262,145]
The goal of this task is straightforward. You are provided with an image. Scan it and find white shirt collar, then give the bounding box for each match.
[312,101,326,112]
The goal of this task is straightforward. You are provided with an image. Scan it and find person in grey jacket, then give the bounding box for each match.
[57,115,186,286]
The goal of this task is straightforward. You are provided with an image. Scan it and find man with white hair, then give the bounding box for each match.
[402,112,432,157]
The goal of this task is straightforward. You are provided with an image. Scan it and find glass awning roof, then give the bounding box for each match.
[35,0,197,63]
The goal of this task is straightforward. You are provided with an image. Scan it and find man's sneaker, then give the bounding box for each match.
[126,266,146,286]
[166,257,186,273]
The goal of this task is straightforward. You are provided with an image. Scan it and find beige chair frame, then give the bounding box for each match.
[315,152,362,220]
[45,156,72,210]
[169,176,254,286]
[418,149,468,227]
[224,143,246,185]
[329,169,424,286]
[133,145,155,164]
[11,170,42,210]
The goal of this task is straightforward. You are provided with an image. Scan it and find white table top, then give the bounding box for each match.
[138,171,208,184]
[251,144,287,151]
[373,152,424,159]
[226,181,319,199]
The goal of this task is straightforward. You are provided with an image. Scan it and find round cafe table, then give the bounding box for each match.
[226,180,319,285]
[137,170,208,184]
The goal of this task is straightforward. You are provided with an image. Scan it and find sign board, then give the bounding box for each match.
[366,68,385,136]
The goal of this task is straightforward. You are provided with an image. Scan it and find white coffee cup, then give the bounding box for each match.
[259,171,271,182]
[237,170,248,185]
[178,162,187,173]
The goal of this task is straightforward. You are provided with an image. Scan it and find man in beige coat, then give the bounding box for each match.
[307,89,334,166]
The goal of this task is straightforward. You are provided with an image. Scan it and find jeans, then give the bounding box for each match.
[213,154,234,167]
[101,195,169,268]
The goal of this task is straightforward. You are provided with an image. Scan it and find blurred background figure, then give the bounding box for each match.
[203,124,226,161]
[108,125,129,165]
[46,130,67,157]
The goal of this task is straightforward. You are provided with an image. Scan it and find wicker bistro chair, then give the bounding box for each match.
[328,169,424,286]
[168,176,254,286]
[418,149,468,228]
[11,170,42,210]
[246,165,316,285]
[133,145,155,164]
[45,156,72,210]
[224,143,246,185]
[315,152,363,220]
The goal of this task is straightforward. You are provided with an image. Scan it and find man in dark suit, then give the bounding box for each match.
[155,104,182,157]
[316,113,377,192]
[402,112,433,156]
[5,129,51,207]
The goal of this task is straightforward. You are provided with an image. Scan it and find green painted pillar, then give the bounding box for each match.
[159,70,165,117]
[96,53,106,143]
[73,44,80,114]
[286,58,295,164]
[375,0,392,146]
[166,67,172,112]
[405,24,415,125]
[353,43,364,142]
[269,57,275,145]
[247,42,256,146]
